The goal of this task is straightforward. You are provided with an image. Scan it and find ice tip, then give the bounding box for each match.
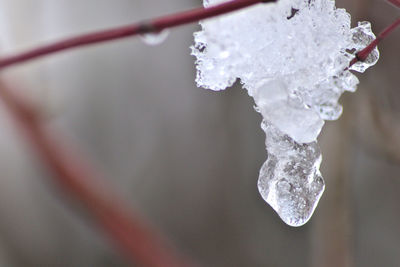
[280,183,325,227]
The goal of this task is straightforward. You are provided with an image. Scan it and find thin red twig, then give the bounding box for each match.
[0,0,274,69]
[350,17,400,66]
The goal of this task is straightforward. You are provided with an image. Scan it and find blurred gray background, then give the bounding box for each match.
[0,0,398,266]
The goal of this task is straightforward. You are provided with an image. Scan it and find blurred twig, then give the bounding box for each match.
[387,0,400,8]
[0,80,192,267]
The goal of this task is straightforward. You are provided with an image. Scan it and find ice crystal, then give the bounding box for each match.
[192,0,379,226]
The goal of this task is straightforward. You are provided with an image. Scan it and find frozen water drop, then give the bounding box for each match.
[258,121,325,227]
[140,30,170,46]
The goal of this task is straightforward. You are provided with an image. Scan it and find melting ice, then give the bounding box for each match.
[192,0,379,226]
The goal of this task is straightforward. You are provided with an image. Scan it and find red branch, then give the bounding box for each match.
[0,0,274,69]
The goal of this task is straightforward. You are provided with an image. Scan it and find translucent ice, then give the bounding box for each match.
[140,30,170,46]
[258,121,324,226]
[192,0,379,226]
[349,21,380,73]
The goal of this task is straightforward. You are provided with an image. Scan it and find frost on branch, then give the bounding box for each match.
[192,0,379,226]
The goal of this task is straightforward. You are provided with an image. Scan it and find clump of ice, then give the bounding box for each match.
[192,0,379,226]
[258,121,325,226]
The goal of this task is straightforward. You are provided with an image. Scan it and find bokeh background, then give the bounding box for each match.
[0,0,398,266]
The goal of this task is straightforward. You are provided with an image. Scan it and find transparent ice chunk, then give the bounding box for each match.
[258,121,325,226]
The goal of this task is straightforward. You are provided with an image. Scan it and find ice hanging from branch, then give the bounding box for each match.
[192,0,379,226]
